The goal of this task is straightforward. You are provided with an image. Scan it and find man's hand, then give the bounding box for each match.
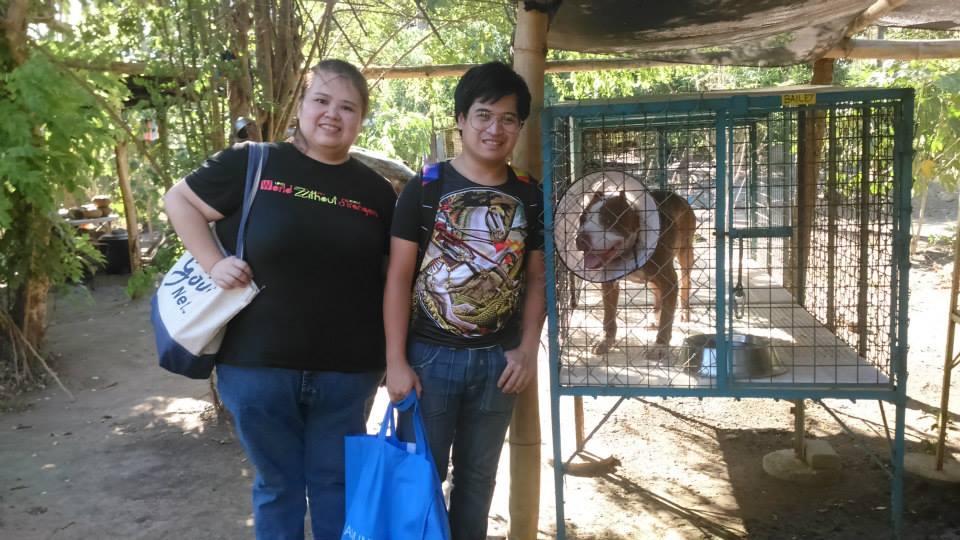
[386,360,422,402]
[209,256,253,289]
[498,347,536,395]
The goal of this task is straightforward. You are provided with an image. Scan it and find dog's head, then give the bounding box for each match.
[575,190,643,270]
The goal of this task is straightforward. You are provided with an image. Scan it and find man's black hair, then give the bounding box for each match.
[454,61,532,122]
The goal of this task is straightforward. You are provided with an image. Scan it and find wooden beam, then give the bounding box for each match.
[66,57,679,82]
[509,4,549,539]
[363,57,678,79]
[843,0,909,38]
[59,59,199,79]
[825,39,960,60]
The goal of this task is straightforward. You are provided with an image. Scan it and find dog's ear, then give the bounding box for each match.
[600,192,640,232]
[582,190,606,224]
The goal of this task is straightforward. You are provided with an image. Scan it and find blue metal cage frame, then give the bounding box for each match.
[541,87,914,538]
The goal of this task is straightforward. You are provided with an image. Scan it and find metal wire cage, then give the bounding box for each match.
[543,87,913,399]
[542,86,914,540]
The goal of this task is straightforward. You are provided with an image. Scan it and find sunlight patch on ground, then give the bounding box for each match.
[130,396,214,433]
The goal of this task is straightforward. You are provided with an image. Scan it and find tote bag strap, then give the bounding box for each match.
[378,391,431,458]
[235,142,269,261]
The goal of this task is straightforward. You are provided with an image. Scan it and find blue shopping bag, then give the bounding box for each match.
[342,392,451,540]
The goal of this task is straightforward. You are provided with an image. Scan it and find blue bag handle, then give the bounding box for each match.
[235,142,268,261]
[378,391,430,458]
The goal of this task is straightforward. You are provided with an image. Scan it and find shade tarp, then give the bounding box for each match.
[547,0,960,66]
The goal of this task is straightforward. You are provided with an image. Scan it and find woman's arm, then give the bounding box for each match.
[163,181,252,289]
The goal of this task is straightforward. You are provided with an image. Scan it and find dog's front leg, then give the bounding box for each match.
[653,268,679,346]
[594,280,620,355]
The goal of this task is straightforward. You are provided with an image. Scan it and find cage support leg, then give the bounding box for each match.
[574,396,585,453]
[793,399,806,460]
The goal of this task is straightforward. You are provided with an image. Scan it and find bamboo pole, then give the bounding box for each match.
[936,218,960,470]
[63,37,960,86]
[842,0,909,39]
[510,3,549,539]
[115,141,142,273]
[364,57,680,79]
[825,39,960,60]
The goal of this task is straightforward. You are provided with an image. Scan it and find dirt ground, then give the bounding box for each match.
[2,185,960,539]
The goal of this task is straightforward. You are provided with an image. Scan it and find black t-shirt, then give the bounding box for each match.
[185,141,397,372]
[391,162,543,349]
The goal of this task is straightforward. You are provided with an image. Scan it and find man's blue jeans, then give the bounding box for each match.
[399,340,517,540]
[216,364,382,540]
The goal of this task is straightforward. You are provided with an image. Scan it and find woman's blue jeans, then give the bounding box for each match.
[399,340,517,540]
[216,364,382,540]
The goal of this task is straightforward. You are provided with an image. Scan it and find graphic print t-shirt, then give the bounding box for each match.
[184,141,397,372]
[392,162,543,349]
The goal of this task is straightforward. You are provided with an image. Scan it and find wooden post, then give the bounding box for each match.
[793,58,834,303]
[826,108,838,331]
[115,141,141,273]
[793,399,806,459]
[857,107,872,357]
[510,3,549,539]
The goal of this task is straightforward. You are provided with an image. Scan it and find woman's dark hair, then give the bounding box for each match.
[302,59,370,117]
[454,61,531,122]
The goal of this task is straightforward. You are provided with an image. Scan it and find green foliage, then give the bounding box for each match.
[3,3,955,309]
[125,233,184,299]
[59,227,106,284]
[838,29,960,197]
[0,50,123,293]
[125,267,159,300]
[152,234,184,272]
[358,110,433,169]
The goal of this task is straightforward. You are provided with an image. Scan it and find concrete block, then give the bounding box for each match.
[763,449,840,486]
[804,439,841,471]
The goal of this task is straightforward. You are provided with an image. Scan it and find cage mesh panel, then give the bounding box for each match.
[549,97,903,389]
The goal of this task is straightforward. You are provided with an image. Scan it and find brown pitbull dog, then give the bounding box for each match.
[575,189,696,353]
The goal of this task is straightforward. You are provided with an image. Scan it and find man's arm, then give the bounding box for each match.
[383,237,422,402]
[498,249,546,394]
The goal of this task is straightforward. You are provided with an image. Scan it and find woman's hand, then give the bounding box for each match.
[209,256,253,289]
[386,360,422,403]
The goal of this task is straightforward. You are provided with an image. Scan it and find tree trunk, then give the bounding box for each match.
[510,4,549,539]
[3,0,29,66]
[20,275,50,347]
[790,58,833,303]
[10,203,54,348]
[226,0,259,142]
[5,0,50,349]
[267,0,302,142]
[116,141,141,273]
[157,106,173,190]
[253,1,275,140]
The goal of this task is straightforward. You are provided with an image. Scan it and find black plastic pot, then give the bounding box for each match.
[99,230,131,275]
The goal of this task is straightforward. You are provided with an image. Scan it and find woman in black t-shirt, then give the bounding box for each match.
[163,59,395,540]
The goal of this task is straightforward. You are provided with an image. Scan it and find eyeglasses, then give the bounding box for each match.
[467,110,524,134]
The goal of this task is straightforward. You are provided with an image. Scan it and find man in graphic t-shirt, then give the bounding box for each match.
[383,62,546,540]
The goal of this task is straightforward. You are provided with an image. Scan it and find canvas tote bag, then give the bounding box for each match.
[151,143,267,379]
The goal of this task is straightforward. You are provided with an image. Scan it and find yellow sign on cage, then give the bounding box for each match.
[781,93,816,107]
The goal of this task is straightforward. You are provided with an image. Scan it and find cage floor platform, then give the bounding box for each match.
[556,266,891,389]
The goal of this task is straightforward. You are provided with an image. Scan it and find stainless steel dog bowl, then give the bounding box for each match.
[681,333,788,378]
